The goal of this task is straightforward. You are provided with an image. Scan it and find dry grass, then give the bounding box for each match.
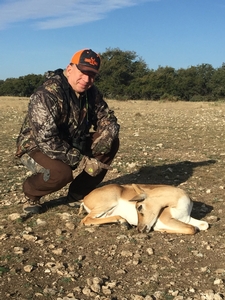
[1,97,225,299]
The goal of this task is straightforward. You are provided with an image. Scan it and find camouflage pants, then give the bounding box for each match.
[21,133,119,202]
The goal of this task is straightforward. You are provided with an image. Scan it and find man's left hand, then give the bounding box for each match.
[79,156,112,177]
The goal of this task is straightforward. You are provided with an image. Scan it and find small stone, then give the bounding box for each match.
[82,287,91,296]
[66,293,75,298]
[36,218,47,226]
[55,228,62,235]
[207,215,219,222]
[8,213,21,220]
[65,222,75,230]
[146,248,154,255]
[13,247,24,254]
[0,233,9,240]
[131,295,144,300]
[57,212,72,220]
[102,286,111,295]
[121,250,132,257]
[90,283,101,293]
[22,234,38,242]
[214,278,223,285]
[116,269,126,274]
[43,287,57,295]
[52,248,64,255]
[34,293,43,297]
[106,281,117,289]
[92,277,102,284]
[215,268,225,274]
[44,269,51,273]
[24,265,34,272]
[133,259,140,265]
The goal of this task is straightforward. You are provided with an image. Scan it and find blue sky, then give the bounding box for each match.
[0,0,224,80]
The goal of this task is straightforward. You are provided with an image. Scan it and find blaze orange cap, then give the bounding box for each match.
[70,49,101,74]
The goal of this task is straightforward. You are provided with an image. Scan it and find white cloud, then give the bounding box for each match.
[0,0,152,30]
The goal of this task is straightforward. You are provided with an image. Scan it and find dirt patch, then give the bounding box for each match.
[1,97,225,299]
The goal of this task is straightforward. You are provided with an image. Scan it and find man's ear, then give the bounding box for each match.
[66,64,73,76]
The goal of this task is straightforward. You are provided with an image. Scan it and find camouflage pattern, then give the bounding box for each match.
[16,69,120,168]
[78,156,112,177]
[20,153,50,181]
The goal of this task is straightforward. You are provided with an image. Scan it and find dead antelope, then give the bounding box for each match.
[78,183,209,235]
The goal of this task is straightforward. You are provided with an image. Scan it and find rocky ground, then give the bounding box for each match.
[0,97,225,300]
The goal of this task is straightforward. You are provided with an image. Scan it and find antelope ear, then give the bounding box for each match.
[129,193,146,202]
[132,184,145,194]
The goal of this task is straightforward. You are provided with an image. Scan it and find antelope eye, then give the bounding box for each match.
[137,204,143,212]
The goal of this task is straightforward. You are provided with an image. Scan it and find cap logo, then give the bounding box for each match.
[84,57,98,66]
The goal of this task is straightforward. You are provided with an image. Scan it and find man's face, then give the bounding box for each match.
[66,64,96,93]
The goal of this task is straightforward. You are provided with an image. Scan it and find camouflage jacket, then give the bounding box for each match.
[16,69,120,168]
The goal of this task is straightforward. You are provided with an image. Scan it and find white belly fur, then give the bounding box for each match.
[83,199,138,226]
[113,199,138,225]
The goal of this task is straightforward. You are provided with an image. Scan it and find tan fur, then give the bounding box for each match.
[79,183,209,235]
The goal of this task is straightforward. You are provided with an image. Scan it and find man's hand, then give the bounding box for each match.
[79,156,112,177]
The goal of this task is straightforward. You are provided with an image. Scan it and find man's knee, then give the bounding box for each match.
[28,150,73,187]
[49,163,73,188]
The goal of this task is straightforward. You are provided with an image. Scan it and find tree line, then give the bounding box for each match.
[1,48,225,101]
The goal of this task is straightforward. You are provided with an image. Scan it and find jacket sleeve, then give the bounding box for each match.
[28,90,81,167]
[90,87,120,155]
